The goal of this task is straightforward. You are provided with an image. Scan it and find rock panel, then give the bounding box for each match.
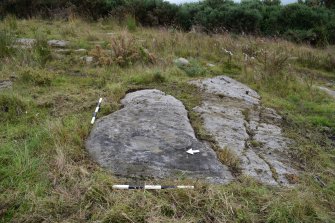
[86,89,233,183]
[191,76,297,185]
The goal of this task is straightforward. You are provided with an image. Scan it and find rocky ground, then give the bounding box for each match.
[1,20,334,222]
[191,76,297,185]
[6,37,333,186]
[86,75,298,186]
[86,89,233,183]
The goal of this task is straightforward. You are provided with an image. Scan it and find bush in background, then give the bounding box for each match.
[1,0,335,46]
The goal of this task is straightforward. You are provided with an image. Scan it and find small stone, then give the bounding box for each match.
[74,49,87,54]
[47,40,69,48]
[16,38,36,47]
[207,63,215,67]
[54,49,71,54]
[81,56,94,64]
[174,57,190,66]
[0,80,12,90]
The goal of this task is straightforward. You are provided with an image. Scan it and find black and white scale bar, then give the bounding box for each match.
[112,185,194,190]
[91,98,103,124]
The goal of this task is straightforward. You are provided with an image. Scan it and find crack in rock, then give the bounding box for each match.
[191,76,297,186]
[86,89,233,183]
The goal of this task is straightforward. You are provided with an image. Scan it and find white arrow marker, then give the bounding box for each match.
[186,148,200,155]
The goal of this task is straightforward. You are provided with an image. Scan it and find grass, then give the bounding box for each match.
[0,30,15,59]
[0,18,334,222]
[217,148,241,175]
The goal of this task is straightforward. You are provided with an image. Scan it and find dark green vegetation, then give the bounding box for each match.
[0,17,335,222]
[1,0,335,46]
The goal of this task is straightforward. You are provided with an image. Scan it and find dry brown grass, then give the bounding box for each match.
[1,18,335,223]
[89,31,156,66]
[217,148,241,175]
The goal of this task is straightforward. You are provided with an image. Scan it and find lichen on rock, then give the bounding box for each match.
[191,76,297,186]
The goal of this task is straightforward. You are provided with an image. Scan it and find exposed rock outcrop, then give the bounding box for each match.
[191,76,297,185]
[86,89,233,183]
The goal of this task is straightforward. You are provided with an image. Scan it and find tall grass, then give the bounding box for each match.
[0,94,26,123]
[0,29,15,59]
[0,19,334,222]
[126,15,137,32]
[4,15,18,31]
[33,32,52,67]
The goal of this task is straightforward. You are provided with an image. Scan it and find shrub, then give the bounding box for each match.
[4,15,18,31]
[217,148,241,175]
[297,51,335,72]
[33,33,52,67]
[0,94,26,123]
[128,71,166,85]
[177,62,208,77]
[89,32,156,66]
[152,71,165,83]
[2,0,335,46]
[107,32,139,66]
[139,46,156,64]
[19,68,53,86]
[255,48,289,78]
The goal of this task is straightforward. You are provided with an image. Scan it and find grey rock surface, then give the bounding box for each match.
[0,80,12,90]
[191,76,297,186]
[318,86,335,99]
[81,56,94,64]
[47,40,69,48]
[74,49,87,54]
[15,38,36,48]
[54,49,71,54]
[86,89,233,183]
[174,57,189,66]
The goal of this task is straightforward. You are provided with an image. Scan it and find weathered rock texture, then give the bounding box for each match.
[174,57,189,66]
[0,80,12,91]
[86,89,233,183]
[318,86,335,99]
[47,40,69,48]
[191,76,297,185]
[16,38,36,47]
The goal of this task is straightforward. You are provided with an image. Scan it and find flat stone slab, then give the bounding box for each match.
[47,40,69,48]
[86,89,233,183]
[191,76,297,186]
[0,80,12,90]
[15,38,36,49]
[16,38,36,47]
[318,86,335,99]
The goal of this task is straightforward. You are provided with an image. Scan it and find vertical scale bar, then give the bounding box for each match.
[91,97,103,124]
